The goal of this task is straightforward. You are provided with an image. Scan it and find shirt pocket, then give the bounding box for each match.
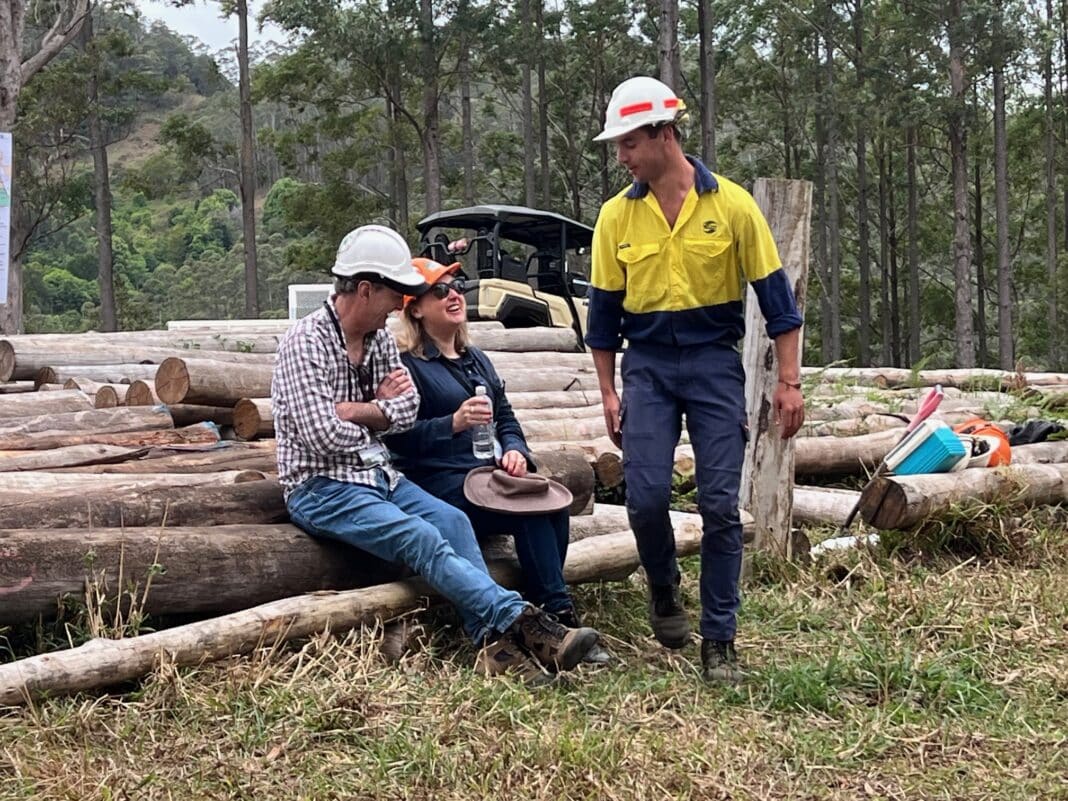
[617,242,666,311]
[682,236,734,306]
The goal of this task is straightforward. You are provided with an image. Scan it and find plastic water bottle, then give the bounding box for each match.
[471,385,495,460]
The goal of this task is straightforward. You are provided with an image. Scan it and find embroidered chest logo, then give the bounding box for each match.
[703,220,718,234]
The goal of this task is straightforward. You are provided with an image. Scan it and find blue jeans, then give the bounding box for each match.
[621,342,747,642]
[286,473,528,643]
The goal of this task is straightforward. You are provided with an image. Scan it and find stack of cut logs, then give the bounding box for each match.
[3,319,1068,703]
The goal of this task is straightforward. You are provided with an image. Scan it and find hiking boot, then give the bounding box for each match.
[648,582,690,649]
[553,608,613,665]
[701,639,742,684]
[509,605,599,672]
[475,631,553,687]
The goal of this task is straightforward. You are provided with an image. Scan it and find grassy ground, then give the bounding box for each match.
[1,516,1066,800]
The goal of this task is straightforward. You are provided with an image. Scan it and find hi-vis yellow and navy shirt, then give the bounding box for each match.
[585,156,803,351]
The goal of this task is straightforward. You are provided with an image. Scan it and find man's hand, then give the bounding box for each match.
[601,389,622,448]
[376,368,413,401]
[452,395,492,433]
[447,238,470,254]
[499,449,527,476]
[773,383,805,439]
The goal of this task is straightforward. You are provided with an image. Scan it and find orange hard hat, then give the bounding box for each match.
[953,418,1011,467]
[404,257,462,308]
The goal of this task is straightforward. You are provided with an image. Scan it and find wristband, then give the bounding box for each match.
[779,379,802,390]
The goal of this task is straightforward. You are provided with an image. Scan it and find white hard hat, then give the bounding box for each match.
[332,224,426,293]
[593,76,687,142]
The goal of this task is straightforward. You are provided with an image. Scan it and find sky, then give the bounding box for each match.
[139,0,289,57]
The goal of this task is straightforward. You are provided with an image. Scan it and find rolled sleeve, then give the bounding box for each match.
[751,270,803,338]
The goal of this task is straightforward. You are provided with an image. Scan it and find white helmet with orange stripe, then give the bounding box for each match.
[593,76,688,142]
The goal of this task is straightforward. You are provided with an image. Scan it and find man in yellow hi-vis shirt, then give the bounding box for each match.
[587,76,805,683]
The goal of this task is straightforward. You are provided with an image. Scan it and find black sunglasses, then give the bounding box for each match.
[427,276,466,300]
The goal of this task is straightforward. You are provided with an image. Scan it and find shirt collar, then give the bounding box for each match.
[625,154,719,199]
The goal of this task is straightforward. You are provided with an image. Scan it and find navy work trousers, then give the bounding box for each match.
[621,341,748,642]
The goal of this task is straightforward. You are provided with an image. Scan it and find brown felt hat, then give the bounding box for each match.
[463,467,573,516]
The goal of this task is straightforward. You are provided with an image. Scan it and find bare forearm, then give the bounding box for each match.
[336,401,389,431]
[590,348,618,396]
[774,329,801,384]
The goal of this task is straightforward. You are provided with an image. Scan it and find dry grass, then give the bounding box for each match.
[1,517,1066,801]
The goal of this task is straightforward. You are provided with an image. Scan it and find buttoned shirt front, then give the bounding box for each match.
[272,299,420,499]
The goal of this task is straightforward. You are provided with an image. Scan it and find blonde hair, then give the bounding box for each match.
[397,300,472,358]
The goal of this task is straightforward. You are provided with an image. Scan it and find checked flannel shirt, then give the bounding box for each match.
[272,299,420,499]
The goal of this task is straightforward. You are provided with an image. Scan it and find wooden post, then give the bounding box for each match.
[740,178,812,559]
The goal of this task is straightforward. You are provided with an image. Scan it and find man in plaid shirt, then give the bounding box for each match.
[275,225,600,684]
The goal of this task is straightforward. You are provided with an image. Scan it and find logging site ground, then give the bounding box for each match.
[1,512,1066,800]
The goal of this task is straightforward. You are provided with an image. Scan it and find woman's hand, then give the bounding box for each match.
[452,395,492,433]
[499,450,527,476]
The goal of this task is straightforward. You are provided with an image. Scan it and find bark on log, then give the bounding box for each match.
[62,378,108,394]
[51,442,277,475]
[528,448,595,516]
[0,406,173,441]
[740,178,811,558]
[36,384,68,392]
[0,381,35,394]
[0,469,265,496]
[0,390,93,420]
[233,398,273,440]
[792,486,862,527]
[858,464,1068,530]
[93,385,129,408]
[505,390,606,410]
[0,507,755,703]
[0,445,150,472]
[799,366,1068,390]
[468,326,580,352]
[0,478,287,533]
[0,422,220,451]
[1011,441,1068,464]
[35,364,160,388]
[154,358,272,406]
[794,429,904,475]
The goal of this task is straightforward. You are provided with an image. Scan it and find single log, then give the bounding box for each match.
[0,469,265,496]
[52,442,277,474]
[125,379,159,406]
[36,383,68,392]
[512,416,614,443]
[0,506,757,703]
[528,448,595,516]
[0,389,94,420]
[233,398,273,440]
[799,415,908,438]
[593,451,624,490]
[793,429,904,476]
[0,406,172,441]
[0,478,287,532]
[1011,441,1068,464]
[513,406,606,422]
[0,381,35,394]
[858,464,1068,530]
[792,486,862,527]
[154,358,272,406]
[167,404,234,428]
[93,385,129,409]
[0,445,150,472]
[488,389,604,410]
[62,377,108,394]
[35,364,160,388]
[468,326,580,352]
[0,422,220,451]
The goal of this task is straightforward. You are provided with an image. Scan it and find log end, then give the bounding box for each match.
[233,398,261,441]
[858,476,908,530]
[155,358,190,405]
[127,380,156,406]
[34,367,58,389]
[95,386,119,409]
[0,340,14,383]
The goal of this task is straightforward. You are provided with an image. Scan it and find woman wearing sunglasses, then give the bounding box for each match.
[388,257,608,660]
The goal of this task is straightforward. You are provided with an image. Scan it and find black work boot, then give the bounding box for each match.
[509,605,599,672]
[648,582,691,649]
[552,607,612,665]
[701,639,742,684]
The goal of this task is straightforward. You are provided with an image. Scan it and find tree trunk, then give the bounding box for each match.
[697,0,716,169]
[878,137,892,365]
[1044,0,1059,369]
[459,27,474,206]
[236,0,259,317]
[823,4,842,362]
[420,0,441,214]
[536,0,550,206]
[740,179,811,557]
[859,464,1068,530]
[520,0,535,207]
[83,12,117,332]
[973,126,987,367]
[993,0,1013,370]
[658,0,681,90]
[154,357,272,406]
[853,0,871,366]
[907,125,922,365]
[887,146,902,366]
[814,54,832,364]
[948,0,975,368]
